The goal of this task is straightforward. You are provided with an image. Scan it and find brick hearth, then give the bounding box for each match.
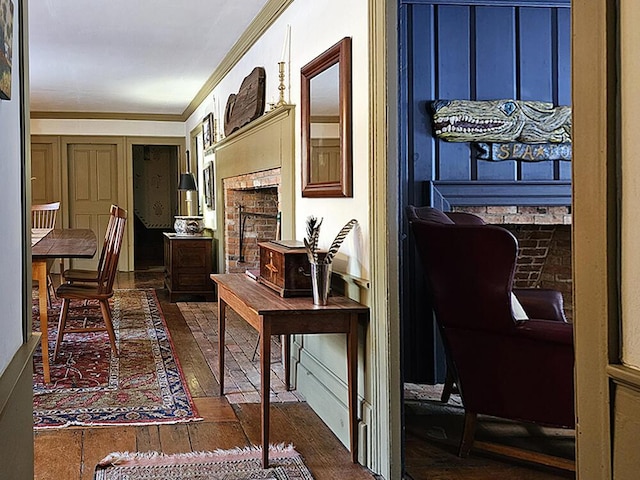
[223,168,281,273]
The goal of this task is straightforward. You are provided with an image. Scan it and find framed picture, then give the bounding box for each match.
[203,162,215,208]
[202,112,214,149]
[0,0,14,100]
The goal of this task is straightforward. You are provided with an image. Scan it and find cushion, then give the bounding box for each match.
[511,292,529,320]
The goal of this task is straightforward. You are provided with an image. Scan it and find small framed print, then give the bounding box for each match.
[202,113,214,148]
[203,161,215,208]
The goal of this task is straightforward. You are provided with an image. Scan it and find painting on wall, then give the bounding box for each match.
[202,113,214,149]
[203,162,214,208]
[0,0,13,100]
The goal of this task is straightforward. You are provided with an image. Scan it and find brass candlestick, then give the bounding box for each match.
[276,61,287,107]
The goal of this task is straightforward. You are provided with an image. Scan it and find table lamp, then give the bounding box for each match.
[178,172,197,216]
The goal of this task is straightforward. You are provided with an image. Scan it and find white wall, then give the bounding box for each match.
[0,0,26,375]
[185,0,371,454]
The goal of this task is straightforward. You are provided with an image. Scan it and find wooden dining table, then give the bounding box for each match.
[32,228,97,383]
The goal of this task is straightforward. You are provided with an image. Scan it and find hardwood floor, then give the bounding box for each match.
[34,271,575,479]
[33,272,373,480]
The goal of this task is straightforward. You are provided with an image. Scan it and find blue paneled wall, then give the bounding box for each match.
[400,0,571,210]
[399,0,571,383]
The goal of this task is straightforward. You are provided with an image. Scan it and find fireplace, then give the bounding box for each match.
[223,169,281,273]
[211,106,295,275]
[452,206,573,321]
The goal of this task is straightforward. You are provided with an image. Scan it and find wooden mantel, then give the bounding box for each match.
[212,105,295,274]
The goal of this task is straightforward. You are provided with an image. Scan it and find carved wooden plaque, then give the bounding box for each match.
[224,67,266,136]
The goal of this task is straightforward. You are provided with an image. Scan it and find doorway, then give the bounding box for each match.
[132,144,178,270]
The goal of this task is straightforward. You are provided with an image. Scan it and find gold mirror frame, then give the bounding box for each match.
[301,37,352,197]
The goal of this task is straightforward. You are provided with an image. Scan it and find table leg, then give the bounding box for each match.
[260,316,271,468]
[33,260,51,384]
[218,297,227,395]
[347,313,359,463]
[283,334,291,391]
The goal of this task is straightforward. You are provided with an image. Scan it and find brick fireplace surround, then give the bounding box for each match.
[223,168,281,273]
[452,206,573,321]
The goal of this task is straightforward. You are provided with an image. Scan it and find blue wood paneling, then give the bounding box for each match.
[475,6,519,181]
[557,7,571,180]
[436,6,472,181]
[399,0,571,385]
[402,1,571,206]
[411,5,436,207]
[519,7,555,180]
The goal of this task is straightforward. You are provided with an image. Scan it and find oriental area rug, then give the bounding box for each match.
[32,288,201,428]
[94,444,314,480]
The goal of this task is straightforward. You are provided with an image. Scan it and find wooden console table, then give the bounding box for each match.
[210,273,368,468]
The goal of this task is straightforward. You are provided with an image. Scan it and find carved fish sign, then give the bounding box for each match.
[431,99,572,144]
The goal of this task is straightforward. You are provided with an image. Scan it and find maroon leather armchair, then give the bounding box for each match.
[407,206,575,457]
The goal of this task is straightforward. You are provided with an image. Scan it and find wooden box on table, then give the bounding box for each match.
[258,240,324,297]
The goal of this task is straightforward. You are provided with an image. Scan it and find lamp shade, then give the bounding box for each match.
[178,173,197,191]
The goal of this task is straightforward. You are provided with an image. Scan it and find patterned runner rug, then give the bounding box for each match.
[32,288,201,428]
[94,444,314,480]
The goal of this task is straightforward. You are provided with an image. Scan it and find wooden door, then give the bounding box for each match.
[31,142,57,206]
[67,143,119,270]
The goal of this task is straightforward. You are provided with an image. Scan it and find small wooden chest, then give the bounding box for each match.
[258,240,321,297]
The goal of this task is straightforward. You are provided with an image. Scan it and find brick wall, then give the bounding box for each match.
[453,206,573,321]
[224,168,281,273]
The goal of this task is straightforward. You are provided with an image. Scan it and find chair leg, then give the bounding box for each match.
[99,299,118,356]
[441,367,456,403]
[458,411,477,458]
[46,274,55,308]
[54,298,70,360]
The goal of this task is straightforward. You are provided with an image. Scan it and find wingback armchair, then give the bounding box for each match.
[406,206,575,457]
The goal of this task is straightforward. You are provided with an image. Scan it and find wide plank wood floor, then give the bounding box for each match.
[33,272,374,480]
[34,271,574,479]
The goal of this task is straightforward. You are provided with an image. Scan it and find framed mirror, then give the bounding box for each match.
[301,37,352,197]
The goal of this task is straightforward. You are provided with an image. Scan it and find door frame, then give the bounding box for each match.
[125,136,186,270]
[572,1,618,478]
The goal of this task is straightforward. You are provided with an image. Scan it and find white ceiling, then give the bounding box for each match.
[28,0,269,115]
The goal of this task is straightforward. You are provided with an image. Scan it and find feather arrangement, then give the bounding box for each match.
[304,216,358,265]
[304,216,323,263]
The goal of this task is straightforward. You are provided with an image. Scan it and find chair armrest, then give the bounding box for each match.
[514,319,574,345]
[513,288,567,322]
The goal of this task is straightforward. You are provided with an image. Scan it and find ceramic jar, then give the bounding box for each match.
[173,216,205,235]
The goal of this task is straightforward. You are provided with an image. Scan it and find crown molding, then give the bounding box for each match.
[182,0,294,121]
[30,110,184,122]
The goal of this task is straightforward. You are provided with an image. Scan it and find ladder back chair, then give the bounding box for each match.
[63,204,118,284]
[31,202,61,305]
[53,206,127,362]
